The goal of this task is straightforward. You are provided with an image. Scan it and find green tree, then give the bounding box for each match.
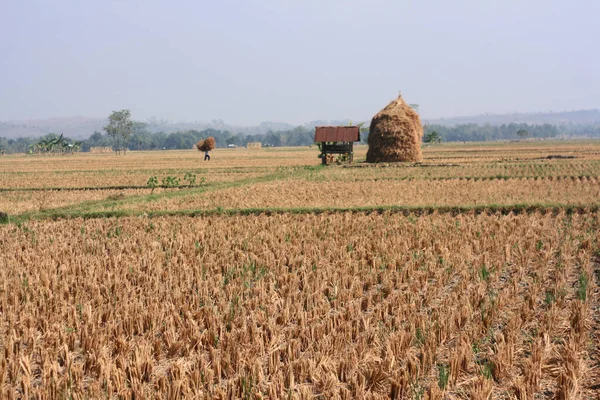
[424,131,441,144]
[516,129,529,139]
[226,136,239,146]
[71,141,82,153]
[35,133,65,155]
[104,110,134,155]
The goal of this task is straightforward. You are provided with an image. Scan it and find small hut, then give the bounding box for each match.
[314,126,360,165]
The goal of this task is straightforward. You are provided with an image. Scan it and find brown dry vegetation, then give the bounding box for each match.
[367,96,423,163]
[197,137,216,152]
[0,213,598,398]
[1,141,600,398]
[320,161,600,181]
[423,141,600,162]
[0,188,156,214]
[2,142,600,190]
[0,148,318,176]
[120,176,600,212]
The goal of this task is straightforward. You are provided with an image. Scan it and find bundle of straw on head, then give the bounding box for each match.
[196,137,216,152]
[366,96,423,163]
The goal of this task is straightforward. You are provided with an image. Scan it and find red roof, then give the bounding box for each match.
[314,126,360,143]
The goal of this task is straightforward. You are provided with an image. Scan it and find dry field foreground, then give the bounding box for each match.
[1,213,599,399]
[0,141,600,398]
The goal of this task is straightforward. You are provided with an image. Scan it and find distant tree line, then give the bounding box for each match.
[1,122,600,154]
[421,123,569,142]
[0,133,83,154]
[83,124,316,151]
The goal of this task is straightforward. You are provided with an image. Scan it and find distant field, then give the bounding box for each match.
[0,141,599,398]
[2,141,600,217]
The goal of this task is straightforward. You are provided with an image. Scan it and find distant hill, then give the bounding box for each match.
[2,109,599,139]
[0,117,295,139]
[0,116,106,139]
[425,109,600,126]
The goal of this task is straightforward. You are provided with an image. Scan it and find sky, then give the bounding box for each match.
[0,0,598,125]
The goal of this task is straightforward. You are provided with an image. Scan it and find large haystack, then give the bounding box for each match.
[366,96,423,163]
[246,142,262,149]
[89,146,113,154]
[196,137,216,152]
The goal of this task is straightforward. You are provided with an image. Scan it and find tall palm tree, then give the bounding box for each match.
[72,141,82,153]
[46,134,64,154]
[36,139,50,154]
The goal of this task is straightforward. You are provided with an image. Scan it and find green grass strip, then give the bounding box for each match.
[4,167,315,223]
[0,185,203,192]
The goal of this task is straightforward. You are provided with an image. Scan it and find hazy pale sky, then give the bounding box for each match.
[0,0,598,124]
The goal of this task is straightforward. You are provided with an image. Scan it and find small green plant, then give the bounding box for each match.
[482,361,493,379]
[145,222,155,233]
[480,264,491,282]
[536,239,544,251]
[577,272,589,301]
[146,176,158,193]
[183,172,197,186]
[241,376,254,400]
[415,327,425,346]
[544,290,555,305]
[544,290,555,306]
[107,225,122,238]
[475,358,494,379]
[437,364,449,389]
[161,176,180,188]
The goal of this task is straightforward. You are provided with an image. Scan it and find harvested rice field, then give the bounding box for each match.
[117,176,600,212]
[1,141,599,398]
[0,188,157,214]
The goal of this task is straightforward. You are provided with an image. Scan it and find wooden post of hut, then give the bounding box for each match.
[314,126,360,165]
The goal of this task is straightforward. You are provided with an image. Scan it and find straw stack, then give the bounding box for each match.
[366,96,423,163]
